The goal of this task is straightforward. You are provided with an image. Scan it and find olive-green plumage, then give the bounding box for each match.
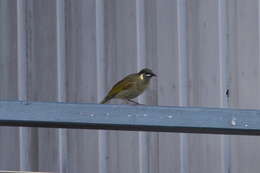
[100,68,156,104]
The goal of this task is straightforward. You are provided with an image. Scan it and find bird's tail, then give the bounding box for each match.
[100,96,111,104]
[100,99,108,104]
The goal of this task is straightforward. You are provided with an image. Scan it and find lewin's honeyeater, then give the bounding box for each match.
[100,68,156,104]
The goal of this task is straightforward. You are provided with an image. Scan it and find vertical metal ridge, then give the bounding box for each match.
[56,0,67,173]
[258,0,260,105]
[177,0,188,107]
[96,1,108,173]
[138,131,149,173]
[57,0,66,103]
[218,0,230,173]
[96,0,105,101]
[17,0,39,171]
[17,0,27,101]
[136,0,146,104]
[136,1,149,173]
[177,1,188,173]
[136,0,146,70]
[218,0,228,108]
[17,0,29,170]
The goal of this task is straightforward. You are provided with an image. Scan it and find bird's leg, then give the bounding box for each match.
[123,99,129,104]
[127,99,141,105]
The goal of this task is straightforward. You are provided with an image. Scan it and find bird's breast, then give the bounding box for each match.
[137,79,149,91]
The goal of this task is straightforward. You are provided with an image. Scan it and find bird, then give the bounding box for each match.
[100,68,156,104]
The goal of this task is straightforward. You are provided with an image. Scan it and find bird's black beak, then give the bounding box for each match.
[151,73,157,77]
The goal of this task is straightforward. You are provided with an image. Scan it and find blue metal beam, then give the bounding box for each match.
[0,101,260,135]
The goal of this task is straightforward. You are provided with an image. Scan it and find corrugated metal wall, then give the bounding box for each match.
[0,0,260,173]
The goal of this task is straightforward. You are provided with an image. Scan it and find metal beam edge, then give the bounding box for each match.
[0,101,260,135]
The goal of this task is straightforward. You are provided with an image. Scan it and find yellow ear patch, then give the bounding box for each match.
[140,74,144,80]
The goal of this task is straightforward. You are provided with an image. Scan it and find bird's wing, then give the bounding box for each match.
[106,75,136,98]
[100,74,137,104]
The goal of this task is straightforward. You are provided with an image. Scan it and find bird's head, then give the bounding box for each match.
[138,68,156,80]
